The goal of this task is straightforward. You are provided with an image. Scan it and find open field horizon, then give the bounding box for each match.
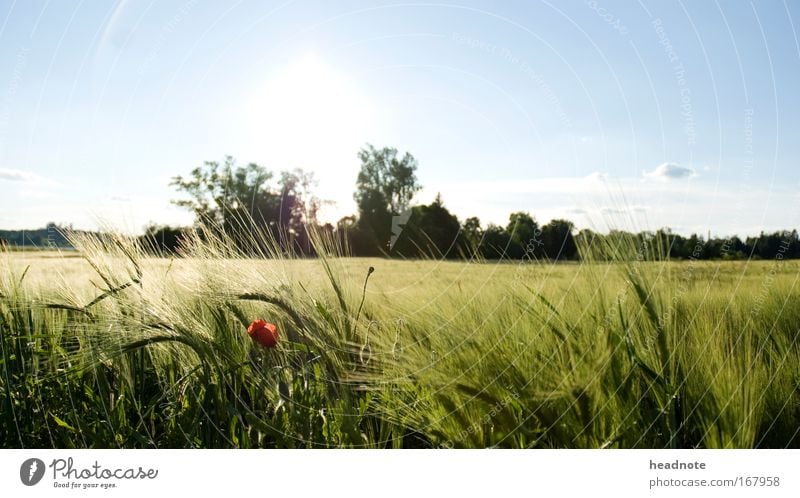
[6,251,800,309]
[2,234,798,449]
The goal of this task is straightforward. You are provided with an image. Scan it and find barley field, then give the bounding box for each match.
[1,232,798,448]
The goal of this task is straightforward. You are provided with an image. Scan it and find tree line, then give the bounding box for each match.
[4,144,800,261]
[142,144,800,261]
[0,223,73,248]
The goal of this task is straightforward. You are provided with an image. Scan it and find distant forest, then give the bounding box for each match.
[3,145,800,262]
[3,220,799,262]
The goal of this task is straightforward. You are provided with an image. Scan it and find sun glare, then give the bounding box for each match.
[241,55,371,168]
[234,55,372,222]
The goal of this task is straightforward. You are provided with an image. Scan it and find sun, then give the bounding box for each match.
[240,55,371,170]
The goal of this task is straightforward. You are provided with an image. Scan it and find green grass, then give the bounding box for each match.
[1,230,799,448]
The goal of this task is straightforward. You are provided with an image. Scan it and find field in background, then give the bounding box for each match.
[2,240,799,448]
[8,250,797,302]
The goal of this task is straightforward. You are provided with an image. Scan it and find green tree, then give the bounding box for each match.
[171,156,270,228]
[276,169,322,253]
[479,224,512,260]
[462,216,483,255]
[506,211,540,259]
[541,219,577,260]
[353,144,422,252]
[139,224,188,255]
[392,194,462,258]
[170,157,319,253]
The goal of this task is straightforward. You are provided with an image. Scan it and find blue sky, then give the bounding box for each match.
[0,0,798,236]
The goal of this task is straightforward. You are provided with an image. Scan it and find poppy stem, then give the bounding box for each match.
[354,266,375,328]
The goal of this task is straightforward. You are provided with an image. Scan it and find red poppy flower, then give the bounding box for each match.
[247,320,278,348]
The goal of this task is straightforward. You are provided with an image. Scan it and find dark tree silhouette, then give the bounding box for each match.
[353,144,422,254]
[392,194,463,258]
[541,219,577,260]
[506,212,540,259]
[140,224,188,255]
[462,216,483,256]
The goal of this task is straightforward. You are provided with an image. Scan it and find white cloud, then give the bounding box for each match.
[0,168,37,182]
[0,168,58,187]
[643,162,695,181]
